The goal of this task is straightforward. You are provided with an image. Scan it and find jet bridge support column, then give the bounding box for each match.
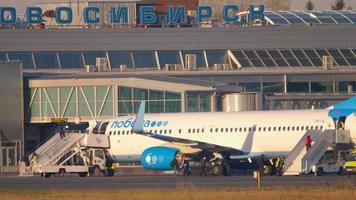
[181,92,185,112]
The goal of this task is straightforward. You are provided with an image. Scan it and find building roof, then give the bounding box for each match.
[264,10,356,25]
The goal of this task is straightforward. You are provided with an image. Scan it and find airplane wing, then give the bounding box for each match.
[131,101,234,153]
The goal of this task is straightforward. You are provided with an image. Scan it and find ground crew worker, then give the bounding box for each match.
[200,157,208,176]
[30,152,38,165]
[182,156,190,176]
[258,154,265,176]
[60,127,65,139]
[338,121,345,130]
[305,135,313,151]
[171,156,179,177]
[275,156,283,176]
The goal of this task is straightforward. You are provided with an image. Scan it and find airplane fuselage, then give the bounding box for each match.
[104,109,345,163]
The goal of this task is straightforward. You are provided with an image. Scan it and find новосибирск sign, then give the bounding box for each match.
[0,5,265,25]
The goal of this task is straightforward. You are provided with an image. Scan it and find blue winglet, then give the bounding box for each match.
[328,96,356,120]
[132,101,146,133]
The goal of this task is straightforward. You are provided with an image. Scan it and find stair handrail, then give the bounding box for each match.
[283,130,321,171]
[301,130,335,173]
[28,133,59,157]
[39,133,85,166]
[51,139,82,166]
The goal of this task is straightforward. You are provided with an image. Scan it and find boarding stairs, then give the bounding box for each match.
[20,132,110,176]
[283,130,336,175]
[34,133,85,167]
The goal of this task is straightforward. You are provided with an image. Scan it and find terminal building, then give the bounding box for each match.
[0,1,356,172]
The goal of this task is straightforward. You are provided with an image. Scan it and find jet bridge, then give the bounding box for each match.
[283,129,351,176]
[20,132,112,177]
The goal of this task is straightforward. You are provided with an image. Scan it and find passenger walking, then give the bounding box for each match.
[200,157,208,176]
[171,156,179,177]
[305,135,313,151]
[182,156,190,176]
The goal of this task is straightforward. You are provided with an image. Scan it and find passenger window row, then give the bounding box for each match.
[108,129,173,135]
[108,125,324,136]
[186,125,324,134]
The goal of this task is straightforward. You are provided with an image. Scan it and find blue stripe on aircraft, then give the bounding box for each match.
[328,96,356,120]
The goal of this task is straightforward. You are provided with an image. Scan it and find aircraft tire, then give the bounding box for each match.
[212,165,223,176]
[104,169,114,177]
[90,166,101,177]
[316,167,323,176]
[223,163,231,176]
[263,165,272,175]
[58,168,66,177]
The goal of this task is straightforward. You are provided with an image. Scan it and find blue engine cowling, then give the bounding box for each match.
[140,146,179,170]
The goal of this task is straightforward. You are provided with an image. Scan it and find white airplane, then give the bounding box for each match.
[101,97,356,174]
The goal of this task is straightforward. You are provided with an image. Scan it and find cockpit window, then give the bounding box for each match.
[99,122,109,134]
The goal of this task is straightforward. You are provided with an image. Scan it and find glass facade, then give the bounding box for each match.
[232,50,252,68]
[263,82,284,93]
[186,93,211,112]
[267,50,289,67]
[158,51,181,68]
[304,49,322,66]
[239,82,261,92]
[287,82,309,93]
[118,86,181,115]
[108,51,134,69]
[311,82,334,93]
[340,49,356,65]
[265,10,356,25]
[8,52,34,69]
[256,50,277,67]
[23,79,356,123]
[83,52,107,66]
[244,50,265,67]
[337,81,356,93]
[25,86,115,121]
[2,48,356,69]
[280,49,301,67]
[206,50,228,67]
[0,52,7,61]
[182,50,207,69]
[42,87,58,118]
[58,52,84,69]
[97,86,113,116]
[33,52,59,69]
[132,51,156,68]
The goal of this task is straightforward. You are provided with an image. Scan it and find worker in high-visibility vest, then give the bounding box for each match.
[275,156,283,176]
[30,152,38,165]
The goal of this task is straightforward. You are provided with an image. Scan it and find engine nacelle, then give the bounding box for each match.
[345,113,356,144]
[140,146,179,170]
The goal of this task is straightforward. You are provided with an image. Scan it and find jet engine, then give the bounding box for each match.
[140,146,179,170]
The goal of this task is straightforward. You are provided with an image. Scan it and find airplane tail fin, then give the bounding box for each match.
[328,96,356,120]
[132,101,146,133]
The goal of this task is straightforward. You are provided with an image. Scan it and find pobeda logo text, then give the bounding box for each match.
[111,118,169,129]
[0,5,265,25]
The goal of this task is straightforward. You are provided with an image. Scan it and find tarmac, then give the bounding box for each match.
[0,174,355,190]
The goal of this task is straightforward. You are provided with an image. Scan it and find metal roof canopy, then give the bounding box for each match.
[1,25,356,52]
